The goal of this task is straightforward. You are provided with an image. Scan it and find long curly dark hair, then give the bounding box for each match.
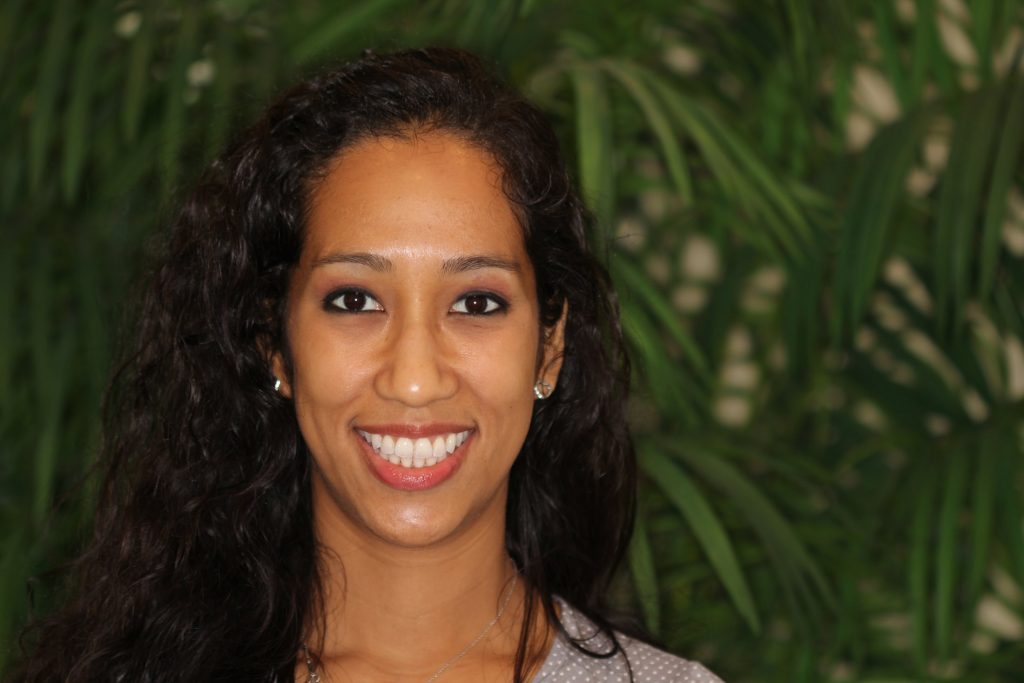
[11,47,636,683]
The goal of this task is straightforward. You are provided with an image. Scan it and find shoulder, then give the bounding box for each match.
[534,599,726,683]
[617,636,724,683]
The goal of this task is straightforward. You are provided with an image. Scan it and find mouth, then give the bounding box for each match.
[356,429,472,469]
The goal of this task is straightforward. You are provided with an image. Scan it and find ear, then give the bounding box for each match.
[269,349,293,398]
[258,297,294,399]
[537,301,567,391]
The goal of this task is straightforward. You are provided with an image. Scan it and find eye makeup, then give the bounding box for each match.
[322,287,384,313]
[450,291,508,315]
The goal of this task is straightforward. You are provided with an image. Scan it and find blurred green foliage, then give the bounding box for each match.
[2,0,1024,680]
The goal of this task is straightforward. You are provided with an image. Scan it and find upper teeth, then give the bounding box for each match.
[358,430,470,469]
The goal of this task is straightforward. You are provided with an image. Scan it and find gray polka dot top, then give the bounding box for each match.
[532,599,725,682]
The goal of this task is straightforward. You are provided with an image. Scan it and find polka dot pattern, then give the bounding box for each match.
[533,599,725,682]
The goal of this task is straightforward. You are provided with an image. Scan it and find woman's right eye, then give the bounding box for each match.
[325,289,383,313]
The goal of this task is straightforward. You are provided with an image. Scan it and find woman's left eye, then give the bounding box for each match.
[450,293,506,315]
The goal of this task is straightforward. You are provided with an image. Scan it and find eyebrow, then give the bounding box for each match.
[312,252,521,274]
[440,255,521,275]
[312,252,393,271]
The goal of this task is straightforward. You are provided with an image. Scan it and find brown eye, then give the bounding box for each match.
[464,294,489,314]
[326,289,382,312]
[451,293,505,315]
[342,291,366,310]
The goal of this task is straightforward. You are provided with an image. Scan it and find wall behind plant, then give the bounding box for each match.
[2,1,1023,681]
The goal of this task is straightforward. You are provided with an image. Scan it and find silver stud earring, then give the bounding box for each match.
[533,381,553,400]
[273,378,282,393]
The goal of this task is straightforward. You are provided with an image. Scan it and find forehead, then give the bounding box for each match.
[302,132,527,264]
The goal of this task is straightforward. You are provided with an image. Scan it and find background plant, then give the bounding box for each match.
[2,1,1023,681]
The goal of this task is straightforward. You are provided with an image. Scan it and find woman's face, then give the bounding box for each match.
[275,131,563,548]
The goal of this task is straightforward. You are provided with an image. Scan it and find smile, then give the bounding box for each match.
[357,429,472,469]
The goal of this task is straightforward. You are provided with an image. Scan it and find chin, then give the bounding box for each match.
[309,451,508,551]
[370,503,484,549]
[374,523,454,549]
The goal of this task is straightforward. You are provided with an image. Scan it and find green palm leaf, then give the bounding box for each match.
[639,446,761,633]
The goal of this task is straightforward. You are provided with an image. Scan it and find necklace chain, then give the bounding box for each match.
[303,574,518,683]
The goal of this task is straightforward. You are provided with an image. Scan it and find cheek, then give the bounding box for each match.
[289,315,374,415]
[457,332,539,410]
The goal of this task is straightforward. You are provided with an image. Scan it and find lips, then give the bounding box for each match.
[357,429,471,468]
[355,425,474,492]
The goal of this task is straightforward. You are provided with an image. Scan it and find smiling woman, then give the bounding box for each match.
[9,49,723,683]
[280,134,549,515]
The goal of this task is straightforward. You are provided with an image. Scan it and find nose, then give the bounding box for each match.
[373,309,458,406]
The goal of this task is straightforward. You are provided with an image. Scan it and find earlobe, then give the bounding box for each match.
[270,352,293,398]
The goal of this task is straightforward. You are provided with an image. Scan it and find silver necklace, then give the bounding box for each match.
[303,574,518,683]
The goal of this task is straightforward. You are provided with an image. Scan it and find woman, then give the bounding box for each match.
[11,48,722,682]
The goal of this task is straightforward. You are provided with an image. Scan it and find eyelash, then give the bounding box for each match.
[450,292,508,316]
[322,289,508,316]
[323,288,384,313]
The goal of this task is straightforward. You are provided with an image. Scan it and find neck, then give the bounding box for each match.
[305,482,538,681]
